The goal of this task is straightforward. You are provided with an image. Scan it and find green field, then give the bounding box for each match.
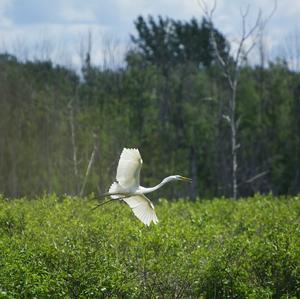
[0,195,300,298]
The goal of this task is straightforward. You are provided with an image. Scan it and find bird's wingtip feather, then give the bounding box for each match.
[120,147,141,161]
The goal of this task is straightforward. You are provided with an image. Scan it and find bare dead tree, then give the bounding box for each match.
[280,28,300,72]
[68,99,80,193]
[199,0,276,199]
[79,31,93,69]
[79,134,98,197]
[101,34,129,70]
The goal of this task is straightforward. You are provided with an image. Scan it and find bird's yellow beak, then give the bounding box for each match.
[179,176,192,182]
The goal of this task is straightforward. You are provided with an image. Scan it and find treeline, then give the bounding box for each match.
[0,16,300,199]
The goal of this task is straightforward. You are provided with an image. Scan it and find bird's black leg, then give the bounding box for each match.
[97,192,130,198]
[91,194,132,211]
[91,199,116,210]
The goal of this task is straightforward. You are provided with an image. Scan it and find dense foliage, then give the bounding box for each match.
[0,194,299,298]
[130,16,229,68]
[0,17,300,199]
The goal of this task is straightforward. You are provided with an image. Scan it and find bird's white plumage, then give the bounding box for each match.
[109,148,158,226]
[105,147,190,226]
[116,148,142,189]
[108,182,125,199]
[123,195,158,226]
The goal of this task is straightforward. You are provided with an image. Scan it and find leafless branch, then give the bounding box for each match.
[197,0,217,20]
[245,171,268,184]
[238,171,269,187]
[68,100,79,179]
[80,136,98,197]
[234,7,262,68]
[198,0,276,199]
[261,0,277,30]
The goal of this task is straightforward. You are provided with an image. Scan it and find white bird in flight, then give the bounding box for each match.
[96,148,191,226]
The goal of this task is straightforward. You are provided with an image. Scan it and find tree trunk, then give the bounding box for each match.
[231,81,238,199]
[189,146,197,200]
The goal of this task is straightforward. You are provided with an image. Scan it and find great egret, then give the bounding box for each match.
[95,148,191,226]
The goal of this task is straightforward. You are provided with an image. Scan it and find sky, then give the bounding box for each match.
[0,0,299,70]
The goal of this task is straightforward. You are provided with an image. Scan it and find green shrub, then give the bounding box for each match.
[0,194,299,298]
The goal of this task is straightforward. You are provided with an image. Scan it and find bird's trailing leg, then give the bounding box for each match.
[91,198,116,210]
[96,191,131,199]
[91,193,132,211]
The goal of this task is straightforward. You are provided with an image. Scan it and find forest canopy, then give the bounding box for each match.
[0,16,299,199]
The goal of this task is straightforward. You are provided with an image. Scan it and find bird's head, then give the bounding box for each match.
[171,175,192,182]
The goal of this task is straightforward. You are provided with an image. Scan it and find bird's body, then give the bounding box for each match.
[101,148,191,226]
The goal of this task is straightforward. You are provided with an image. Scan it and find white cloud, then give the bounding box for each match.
[60,7,96,23]
[59,1,97,23]
[0,22,109,69]
[0,0,11,11]
[278,0,300,18]
[0,0,299,69]
[0,0,13,28]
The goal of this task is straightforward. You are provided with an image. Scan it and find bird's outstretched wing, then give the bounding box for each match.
[116,148,143,189]
[123,194,158,226]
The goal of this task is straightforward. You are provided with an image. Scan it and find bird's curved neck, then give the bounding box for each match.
[140,176,173,194]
